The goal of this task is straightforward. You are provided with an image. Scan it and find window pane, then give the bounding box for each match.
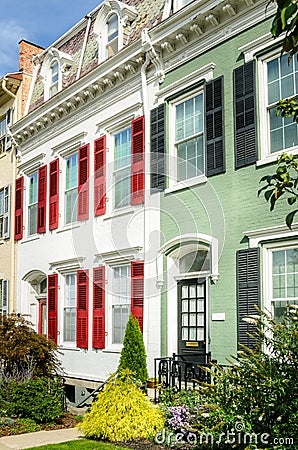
[0,190,4,216]
[65,274,76,307]
[66,154,78,190]
[29,172,38,204]
[114,168,130,208]
[267,55,298,153]
[114,128,131,169]
[28,204,37,235]
[107,14,118,42]
[273,274,285,299]
[63,308,76,342]
[177,135,204,181]
[273,251,285,274]
[112,305,129,344]
[65,188,78,224]
[286,249,298,272]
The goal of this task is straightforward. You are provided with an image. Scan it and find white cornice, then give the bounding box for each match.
[49,257,86,274]
[18,153,46,175]
[244,224,298,248]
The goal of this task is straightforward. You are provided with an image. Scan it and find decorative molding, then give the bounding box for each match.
[95,246,142,265]
[18,153,46,175]
[157,62,215,100]
[49,257,86,274]
[239,32,284,62]
[245,224,298,248]
[142,29,165,84]
[52,132,87,157]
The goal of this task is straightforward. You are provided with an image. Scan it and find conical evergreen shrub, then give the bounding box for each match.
[117,314,148,384]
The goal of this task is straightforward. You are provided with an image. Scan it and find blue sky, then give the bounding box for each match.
[0,0,103,78]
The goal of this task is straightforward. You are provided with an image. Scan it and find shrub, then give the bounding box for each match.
[191,306,298,448]
[117,314,148,384]
[0,377,64,423]
[0,313,61,378]
[80,370,165,442]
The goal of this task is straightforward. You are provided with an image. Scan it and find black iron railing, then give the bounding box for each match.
[154,353,215,402]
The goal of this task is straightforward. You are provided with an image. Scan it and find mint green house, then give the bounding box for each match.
[149,0,298,372]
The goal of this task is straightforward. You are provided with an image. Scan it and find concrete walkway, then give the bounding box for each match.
[0,427,83,449]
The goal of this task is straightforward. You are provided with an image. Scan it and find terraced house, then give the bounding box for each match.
[0,40,43,315]
[10,0,298,406]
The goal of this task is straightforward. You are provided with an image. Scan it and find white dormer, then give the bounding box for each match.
[94,0,137,63]
[40,48,74,101]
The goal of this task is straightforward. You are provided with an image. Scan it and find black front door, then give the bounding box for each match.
[178,279,207,364]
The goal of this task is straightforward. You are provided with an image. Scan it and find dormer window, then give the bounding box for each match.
[106,14,119,58]
[50,60,59,97]
[94,0,137,63]
[40,48,74,101]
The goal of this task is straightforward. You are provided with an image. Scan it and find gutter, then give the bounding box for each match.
[2,77,16,99]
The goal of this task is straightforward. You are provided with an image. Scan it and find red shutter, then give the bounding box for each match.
[131,116,145,205]
[78,144,89,221]
[93,266,105,349]
[94,136,106,216]
[37,165,47,233]
[131,261,144,332]
[77,270,89,349]
[48,274,58,344]
[14,176,24,240]
[49,159,59,230]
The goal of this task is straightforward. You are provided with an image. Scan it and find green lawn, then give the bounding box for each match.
[27,439,128,449]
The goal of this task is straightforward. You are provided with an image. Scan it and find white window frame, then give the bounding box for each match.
[63,272,77,346]
[113,126,132,209]
[106,13,119,58]
[106,264,131,350]
[173,0,194,13]
[49,59,60,98]
[28,171,38,236]
[263,241,298,319]
[1,279,8,315]
[258,49,298,164]
[1,185,10,239]
[168,87,205,189]
[64,152,78,225]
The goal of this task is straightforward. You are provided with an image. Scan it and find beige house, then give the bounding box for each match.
[0,40,43,314]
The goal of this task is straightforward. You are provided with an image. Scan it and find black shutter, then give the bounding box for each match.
[205,76,225,177]
[150,104,166,191]
[234,60,257,168]
[237,248,260,350]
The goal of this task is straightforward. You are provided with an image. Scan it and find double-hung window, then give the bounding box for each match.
[106,14,118,58]
[64,273,76,343]
[112,265,131,344]
[65,153,78,224]
[174,92,204,181]
[266,53,298,153]
[114,128,132,208]
[271,247,298,321]
[28,172,38,236]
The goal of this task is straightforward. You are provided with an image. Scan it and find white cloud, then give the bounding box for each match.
[0,19,30,77]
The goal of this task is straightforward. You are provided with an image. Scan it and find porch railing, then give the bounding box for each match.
[154,353,216,402]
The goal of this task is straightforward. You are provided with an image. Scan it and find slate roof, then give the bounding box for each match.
[28,0,168,113]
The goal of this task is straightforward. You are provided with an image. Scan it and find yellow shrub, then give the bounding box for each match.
[79,372,165,442]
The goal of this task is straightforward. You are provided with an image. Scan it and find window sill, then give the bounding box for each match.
[165,175,208,194]
[102,346,122,354]
[21,235,40,244]
[257,147,298,167]
[58,345,81,352]
[56,223,80,233]
[103,204,142,221]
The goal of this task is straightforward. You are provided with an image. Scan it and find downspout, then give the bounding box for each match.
[140,35,151,357]
[2,77,16,98]
[76,14,92,80]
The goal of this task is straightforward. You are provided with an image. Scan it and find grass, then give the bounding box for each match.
[27,439,129,449]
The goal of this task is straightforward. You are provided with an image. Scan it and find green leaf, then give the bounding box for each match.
[286,209,298,229]
[288,196,297,205]
[264,188,275,201]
